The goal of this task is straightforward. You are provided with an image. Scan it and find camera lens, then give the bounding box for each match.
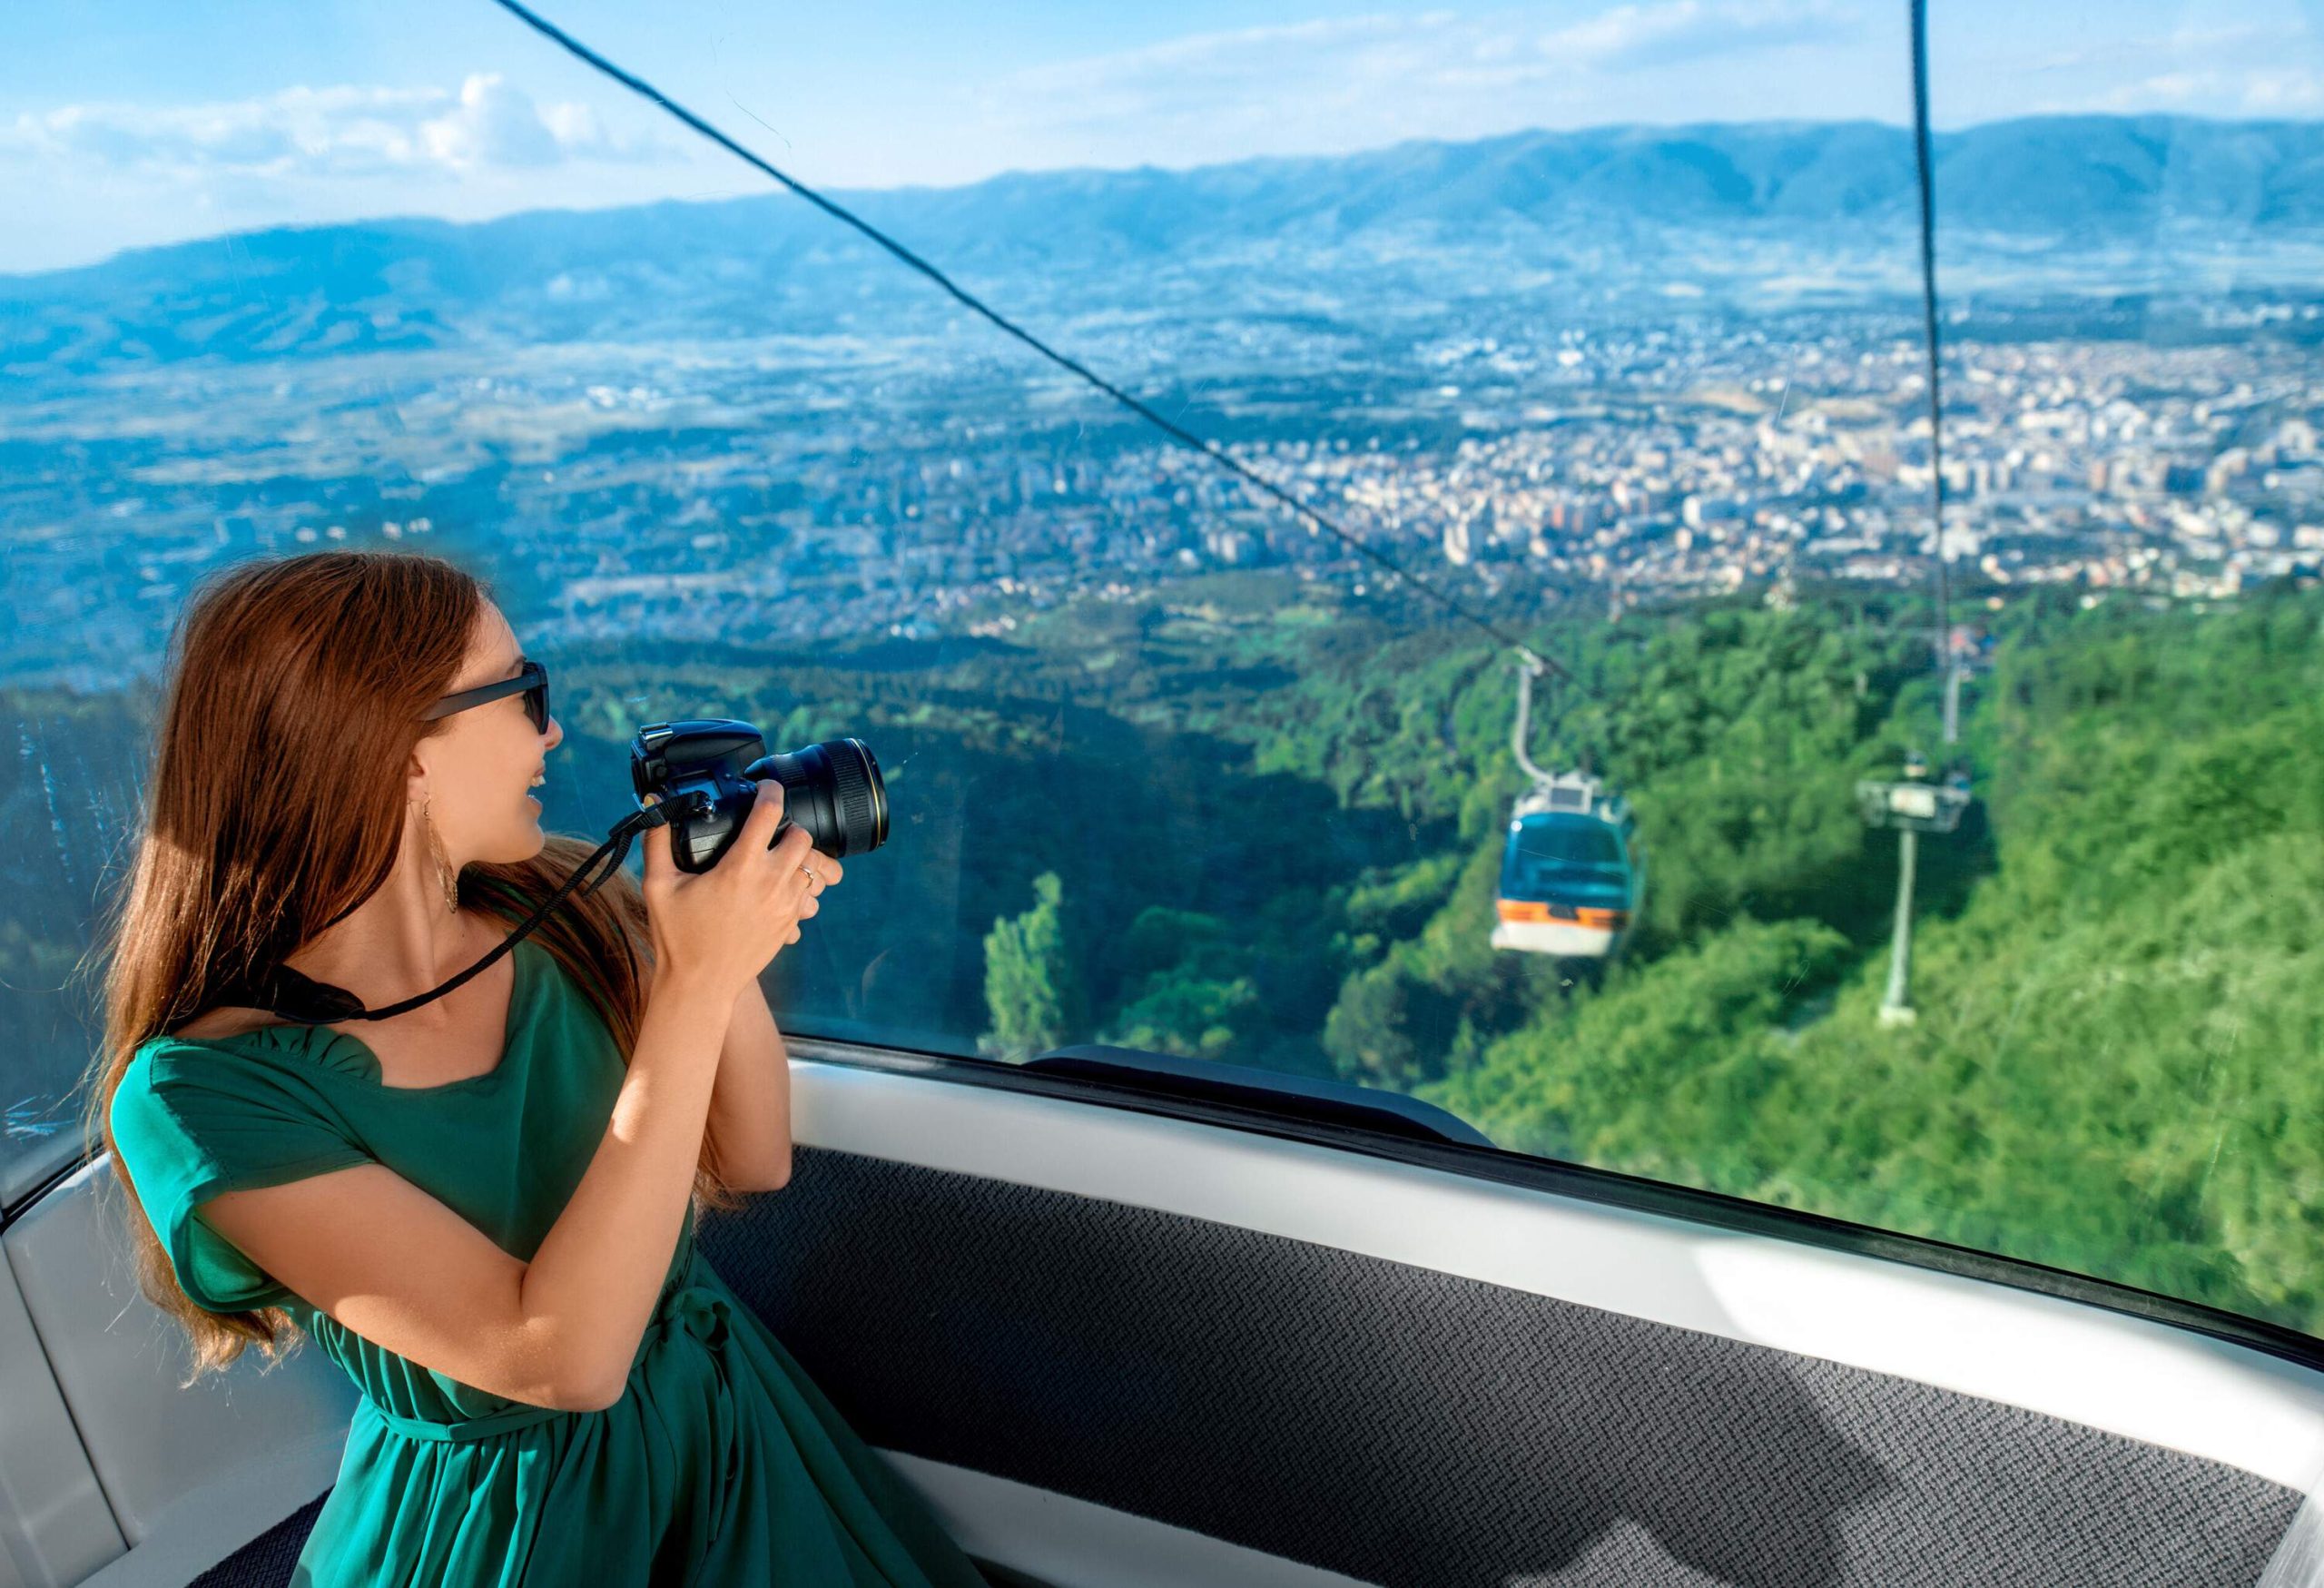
[750,738,887,859]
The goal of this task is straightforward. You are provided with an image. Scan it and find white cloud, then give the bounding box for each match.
[973,1,1876,143]
[1941,10,2324,124]
[2060,66,2324,117]
[1538,0,1855,70]
[970,0,1876,151]
[994,0,1851,106]
[1,73,660,180]
[2007,23,2299,79]
[947,1,2324,170]
[951,0,1886,172]
[990,13,1457,122]
[2242,69,2324,112]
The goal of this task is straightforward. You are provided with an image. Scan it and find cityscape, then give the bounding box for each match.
[6,291,2322,691]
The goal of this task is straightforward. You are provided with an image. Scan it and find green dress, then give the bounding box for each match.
[110,935,992,1588]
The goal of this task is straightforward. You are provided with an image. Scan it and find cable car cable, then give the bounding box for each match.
[483,0,1570,683]
[1907,0,1957,745]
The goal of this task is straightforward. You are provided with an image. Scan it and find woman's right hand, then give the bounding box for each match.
[639,783,829,1003]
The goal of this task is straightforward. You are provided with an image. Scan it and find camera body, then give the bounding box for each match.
[629,719,887,873]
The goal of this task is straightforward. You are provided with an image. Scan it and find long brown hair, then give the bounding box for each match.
[81,549,742,1381]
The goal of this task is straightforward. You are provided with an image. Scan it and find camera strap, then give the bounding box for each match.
[207,802,679,1026]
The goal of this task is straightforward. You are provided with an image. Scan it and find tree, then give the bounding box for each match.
[980,871,1082,1060]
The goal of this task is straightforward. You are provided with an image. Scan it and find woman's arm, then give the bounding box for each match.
[198,963,737,1412]
[702,974,793,1191]
[632,947,793,1191]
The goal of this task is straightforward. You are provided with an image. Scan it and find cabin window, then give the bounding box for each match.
[5,3,2322,1355]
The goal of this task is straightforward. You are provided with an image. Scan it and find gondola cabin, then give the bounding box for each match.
[1492,773,1640,959]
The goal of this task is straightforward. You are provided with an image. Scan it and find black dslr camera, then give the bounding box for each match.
[629,719,888,874]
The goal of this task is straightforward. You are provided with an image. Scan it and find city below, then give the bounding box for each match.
[6,114,2324,686]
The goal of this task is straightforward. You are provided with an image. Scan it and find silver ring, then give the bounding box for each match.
[799,862,821,886]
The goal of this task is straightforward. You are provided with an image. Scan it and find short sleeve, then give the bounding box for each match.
[111,1043,373,1314]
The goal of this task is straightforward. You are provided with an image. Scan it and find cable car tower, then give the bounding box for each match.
[1490,656,1644,960]
[1856,749,1970,1025]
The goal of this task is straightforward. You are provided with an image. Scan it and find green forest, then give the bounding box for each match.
[5,569,2319,1336]
[629,570,2324,1336]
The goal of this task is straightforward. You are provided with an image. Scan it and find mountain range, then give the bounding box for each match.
[9,114,2324,373]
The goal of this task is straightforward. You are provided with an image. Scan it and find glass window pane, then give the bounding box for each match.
[13,0,2312,1351]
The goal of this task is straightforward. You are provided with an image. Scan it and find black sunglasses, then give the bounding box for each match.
[423,657,551,734]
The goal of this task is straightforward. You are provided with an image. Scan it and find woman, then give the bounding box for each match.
[90,550,990,1587]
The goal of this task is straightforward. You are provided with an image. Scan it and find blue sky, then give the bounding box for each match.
[5,0,2322,272]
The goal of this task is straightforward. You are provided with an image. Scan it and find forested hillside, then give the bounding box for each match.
[960,578,2324,1333]
[1430,587,2324,1329]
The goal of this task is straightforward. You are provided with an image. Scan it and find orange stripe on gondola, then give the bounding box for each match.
[1496,900,1630,931]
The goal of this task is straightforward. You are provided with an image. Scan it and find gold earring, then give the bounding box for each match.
[421,791,460,915]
